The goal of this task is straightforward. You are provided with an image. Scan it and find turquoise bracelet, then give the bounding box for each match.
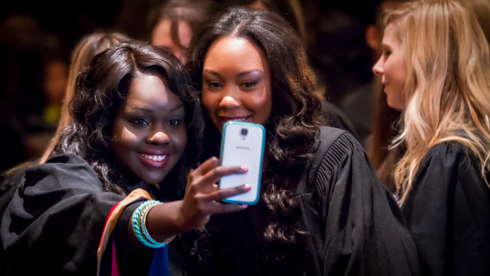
[131,200,169,248]
[141,202,176,245]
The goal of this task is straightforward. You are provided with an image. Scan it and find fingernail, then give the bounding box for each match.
[241,166,248,172]
[240,204,248,209]
[242,184,251,191]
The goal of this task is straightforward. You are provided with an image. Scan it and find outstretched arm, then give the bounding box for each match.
[128,156,250,246]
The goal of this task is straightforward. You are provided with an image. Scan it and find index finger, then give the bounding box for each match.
[192,156,220,176]
[198,165,248,190]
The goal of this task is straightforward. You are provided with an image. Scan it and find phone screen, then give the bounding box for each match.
[219,121,265,205]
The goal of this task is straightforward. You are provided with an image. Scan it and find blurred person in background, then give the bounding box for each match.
[21,34,69,161]
[0,14,49,172]
[309,1,383,147]
[39,30,132,164]
[147,0,218,64]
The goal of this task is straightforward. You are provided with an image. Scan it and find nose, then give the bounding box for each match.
[219,86,240,109]
[146,126,170,145]
[373,56,384,76]
[220,95,240,109]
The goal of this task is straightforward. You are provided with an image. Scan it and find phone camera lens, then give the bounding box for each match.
[241,128,248,136]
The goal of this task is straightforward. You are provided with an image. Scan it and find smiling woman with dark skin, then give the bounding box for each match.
[0,40,251,275]
[111,73,188,185]
[177,7,421,276]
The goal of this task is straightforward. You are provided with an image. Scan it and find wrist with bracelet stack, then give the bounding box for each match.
[131,200,176,248]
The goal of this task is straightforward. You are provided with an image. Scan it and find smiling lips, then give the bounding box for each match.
[219,116,250,126]
[138,153,168,168]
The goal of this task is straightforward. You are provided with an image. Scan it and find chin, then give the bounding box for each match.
[142,175,166,185]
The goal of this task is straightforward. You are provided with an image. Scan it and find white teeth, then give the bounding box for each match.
[140,154,166,161]
[231,118,246,122]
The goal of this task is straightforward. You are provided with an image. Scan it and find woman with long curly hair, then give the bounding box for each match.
[373,0,490,274]
[182,6,420,275]
[1,40,251,275]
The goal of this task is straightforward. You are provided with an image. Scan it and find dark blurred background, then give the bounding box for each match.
[0,0,127,49]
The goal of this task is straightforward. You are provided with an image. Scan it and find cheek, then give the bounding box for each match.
[174,131,187,159]
[178,130,187,149]
[392,55,406,83]
[398,66,407,87]
[111,132,133,168]
[112,125,143,153]
[202,92,218,112]
[172,130,188,155]
[245,87,272,114]
[119,128,140,144]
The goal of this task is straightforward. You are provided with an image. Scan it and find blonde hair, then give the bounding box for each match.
[455,0,490,45]
[382,0,490,204]
[39,30,131,164]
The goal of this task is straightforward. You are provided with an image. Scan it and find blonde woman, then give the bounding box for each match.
[373,0,490,275]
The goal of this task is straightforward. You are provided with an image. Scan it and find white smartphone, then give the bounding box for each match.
[219,121,265,205]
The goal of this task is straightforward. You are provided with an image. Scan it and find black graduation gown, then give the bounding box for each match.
[402,142,490,276]
[0,154,155,275]
[171,127,420,275]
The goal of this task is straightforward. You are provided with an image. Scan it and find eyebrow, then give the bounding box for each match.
[203,69,264,78]
[128,104,185,113]
[381,42,393,50]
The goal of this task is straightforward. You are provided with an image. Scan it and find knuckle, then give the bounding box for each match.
[214,166,224,175]
[215,190,229,200]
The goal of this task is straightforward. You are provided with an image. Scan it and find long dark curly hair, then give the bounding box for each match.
[187,7,324,247]
[53,40,203,198]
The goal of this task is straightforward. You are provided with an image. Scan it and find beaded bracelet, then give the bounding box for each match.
[131,200,175,248]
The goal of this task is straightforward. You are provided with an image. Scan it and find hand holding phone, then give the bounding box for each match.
[219,121,265,205]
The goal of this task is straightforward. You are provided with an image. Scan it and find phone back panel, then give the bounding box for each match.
[219,121,265,205]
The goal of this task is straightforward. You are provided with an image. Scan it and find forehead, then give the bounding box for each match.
[126,74,181,106]
[152,19,192,45]
[203,36,267,71]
